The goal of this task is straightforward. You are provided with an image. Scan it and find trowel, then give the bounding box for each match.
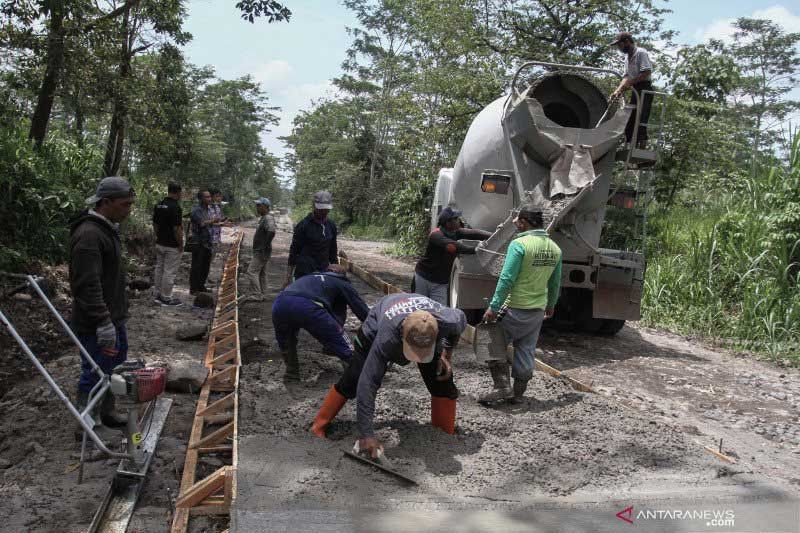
[343,441,418,485]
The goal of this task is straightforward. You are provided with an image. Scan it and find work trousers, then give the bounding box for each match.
[498,308,544,381]
[413,273,448,305]
[190,245,212,291]
[625,80,654,144]
[153,244,181,299]
[271,293,354,361]
[334,332,458,400]
[77,323,129,393]
[247,251,270,296]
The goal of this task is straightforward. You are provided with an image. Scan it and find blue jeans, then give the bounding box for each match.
[272,294,354,361]
[77,323,128,393]
[501,308,544,381]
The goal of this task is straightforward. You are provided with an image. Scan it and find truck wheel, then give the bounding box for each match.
[598,319,625,336]
[574,304,604,334]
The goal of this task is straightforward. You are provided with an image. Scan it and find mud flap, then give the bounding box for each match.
[592,265,642,320]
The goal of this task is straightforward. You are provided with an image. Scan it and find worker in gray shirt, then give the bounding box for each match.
[610,31,653,148]
[310,293,466,458]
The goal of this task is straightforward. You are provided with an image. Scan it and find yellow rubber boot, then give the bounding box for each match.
[311,386,347,438]
[431,396,456,435]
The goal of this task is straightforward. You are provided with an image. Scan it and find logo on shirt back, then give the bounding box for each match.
[530,248,557,267]
[384,296,442,319]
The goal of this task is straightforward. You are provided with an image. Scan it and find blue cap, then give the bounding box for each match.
[255,197,271,207]
[438,206,462,225]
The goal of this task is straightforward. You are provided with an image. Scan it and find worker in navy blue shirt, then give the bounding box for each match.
[272,269,369,381]
[284,190,343,286]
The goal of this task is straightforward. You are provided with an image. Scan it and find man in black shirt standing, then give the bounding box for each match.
[284,190,343,287]
[152,183,184,306]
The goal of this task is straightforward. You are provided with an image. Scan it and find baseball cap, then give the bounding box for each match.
[85,176,135,205]
[313,190,333,210]
[437,206,463,225]
[401,311,438,363]
[514,205,543,226]
[609,31,633,46]
[255,197,271,207]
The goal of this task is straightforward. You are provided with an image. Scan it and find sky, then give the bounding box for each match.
[182,1,800,166]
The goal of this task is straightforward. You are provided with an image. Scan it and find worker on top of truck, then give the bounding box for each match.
[609,31,653,149]
[310,293,466,459]
[480,207,561,405]
[414,207,491,305]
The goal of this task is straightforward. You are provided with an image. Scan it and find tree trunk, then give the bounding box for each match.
[103,7,133,177]
[29,0,66,148]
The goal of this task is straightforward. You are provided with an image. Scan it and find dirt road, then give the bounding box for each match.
[0,236,233,532]
[232,222,800,532]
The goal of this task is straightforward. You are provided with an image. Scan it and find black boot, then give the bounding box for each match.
[510,378,529,404]
[282,341,300,382]
[478,362,513,405]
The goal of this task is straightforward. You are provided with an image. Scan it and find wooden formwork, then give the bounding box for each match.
[171,232,243,532]
[337,255,595,394]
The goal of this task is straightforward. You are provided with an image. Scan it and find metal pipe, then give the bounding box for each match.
[27,276,106,377]
[0,310,131,460]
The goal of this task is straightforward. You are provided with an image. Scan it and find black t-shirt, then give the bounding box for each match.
[153,197,182,248]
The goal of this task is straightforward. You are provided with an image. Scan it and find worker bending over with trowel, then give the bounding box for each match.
[272,269,369,380]
[479,207,561,405]
[311,293,467,458]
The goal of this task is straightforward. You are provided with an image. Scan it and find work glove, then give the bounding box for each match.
[96,321,118,356]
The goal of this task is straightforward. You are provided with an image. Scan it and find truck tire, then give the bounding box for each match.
[598,319,625,336]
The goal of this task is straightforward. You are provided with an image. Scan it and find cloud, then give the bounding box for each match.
[694,4,800,43]
[261,81,337,160]
[251,59,293,90]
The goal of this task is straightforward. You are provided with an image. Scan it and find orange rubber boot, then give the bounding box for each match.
[311,386,347,438]
[431,396,456,435]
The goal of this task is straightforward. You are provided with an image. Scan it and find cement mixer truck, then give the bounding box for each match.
[433,62,665,334]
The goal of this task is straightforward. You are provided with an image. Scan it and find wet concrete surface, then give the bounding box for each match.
[233,222,799,532]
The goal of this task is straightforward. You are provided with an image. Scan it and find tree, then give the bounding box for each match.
[728,18,800,166]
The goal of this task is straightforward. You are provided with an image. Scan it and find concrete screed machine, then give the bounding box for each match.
[433,61,666,334]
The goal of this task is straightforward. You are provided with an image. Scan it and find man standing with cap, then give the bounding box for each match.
[272,269,369,381]
[609,31,654,149]
[415,206,491,304]
[247,197,277,300]
[479,207,561,405]
[189,189,221,294]
[310,293,467,459]
[152,182,183,306]
[285,190,342,286]
[70,176,136,432]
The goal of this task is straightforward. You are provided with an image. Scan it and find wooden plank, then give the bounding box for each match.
[211,348,237,367]
[198,444,233,454]
[203,413,234,425]
[190,422,233,450]
[535,359,594,393]
[189,503,230,516]
[175,467,229,508]
[703,445,737,464]
[208,365,237,386]
[197,392,234,417]
[210,321,235,338]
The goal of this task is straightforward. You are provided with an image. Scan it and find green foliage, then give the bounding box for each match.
[0,120,102,269]
[643,134,800,363]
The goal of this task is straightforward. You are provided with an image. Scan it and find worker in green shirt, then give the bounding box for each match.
[479,207,562,405]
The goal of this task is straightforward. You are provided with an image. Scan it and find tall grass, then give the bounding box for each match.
[643,134,800,364]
